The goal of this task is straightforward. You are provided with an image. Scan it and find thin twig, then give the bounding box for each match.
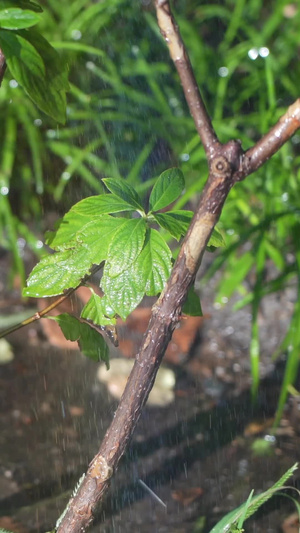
[155,0,220,159]
[239,99,300,178]
[0,264,102,339]
[0,288,78,338]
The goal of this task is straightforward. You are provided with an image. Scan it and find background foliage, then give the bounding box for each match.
[1,0,300,417]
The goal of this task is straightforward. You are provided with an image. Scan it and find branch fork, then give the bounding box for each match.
[3,1,296,531]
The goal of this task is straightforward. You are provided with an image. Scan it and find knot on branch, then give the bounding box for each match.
[89,455,113,483]
[210,156,231,178]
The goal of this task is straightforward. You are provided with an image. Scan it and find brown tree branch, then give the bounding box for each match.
[155,0,220,159]
[57,144,243,533]
[54,2,300,531]
[239,99,300,178]
[0,48,6,87]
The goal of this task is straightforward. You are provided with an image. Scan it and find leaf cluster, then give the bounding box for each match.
[23,169,219,361]
[0,0,68,123]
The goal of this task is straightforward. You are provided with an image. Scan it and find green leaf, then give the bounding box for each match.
[0,28,45,76]
[153,210,193,240]
[107,218,147,277]
[209,463,298,532]
[45,211,94,249]
[182,285,202,316]
[0,7,40,29]
[75,217,127,265]
[81,290,116,327]
[0,29,68,123]
[100,228,172,320]
[101,251,148,321]
[103,178,144,211]
[22,247,93,297]
[207,227,226,250]
[48,314,109,367]
[142,228,173,296]
[149,168,185,212]
[47,212,126,256]
[46,194,138,246]
[25,30,69,91]
[73,194,138,216]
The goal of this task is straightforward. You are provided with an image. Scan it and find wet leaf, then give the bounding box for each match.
[153,210,193,240]
[48,313,109,367]
[101,251,149,321]
[0,7,40,29]
[101,228,172,320]
[23,246,93,297]
[46,211,126,252]
[0,28,68,123]
[103,178,144,211]
[209,463,298,532]
[143,228,172,296]
[81,290,116,326]
[107,218,147,277]
[149,168,185,212]
[73,193,138,216]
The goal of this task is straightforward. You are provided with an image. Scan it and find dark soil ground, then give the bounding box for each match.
[0,247,300,533]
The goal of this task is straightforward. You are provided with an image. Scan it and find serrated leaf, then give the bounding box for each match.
[101,228,171,320]
[45,211,95,249]
[0,8,40,29]
[75,216,128,265]
[73,193,137,216]
[101,249,149,321]
[103,178,144,211]
[149,168,185,212]
[209,463,298,533]
[0,1,42,13]
[153,210,193,240]
[81,291,116,326]
[23,246,93,297]
[48,314,109,367]
[107,218,147,277]
[182,285,202,316]
[141,228,172,296]
[47,212,126,257]
[207,227,226,249]
[0,28,68,123]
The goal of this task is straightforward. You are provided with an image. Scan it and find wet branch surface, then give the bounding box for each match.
[52,1,300,531]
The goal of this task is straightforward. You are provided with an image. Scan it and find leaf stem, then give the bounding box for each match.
[0,265,102,339]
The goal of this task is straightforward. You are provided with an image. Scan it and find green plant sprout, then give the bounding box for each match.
[206,463,299,533]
